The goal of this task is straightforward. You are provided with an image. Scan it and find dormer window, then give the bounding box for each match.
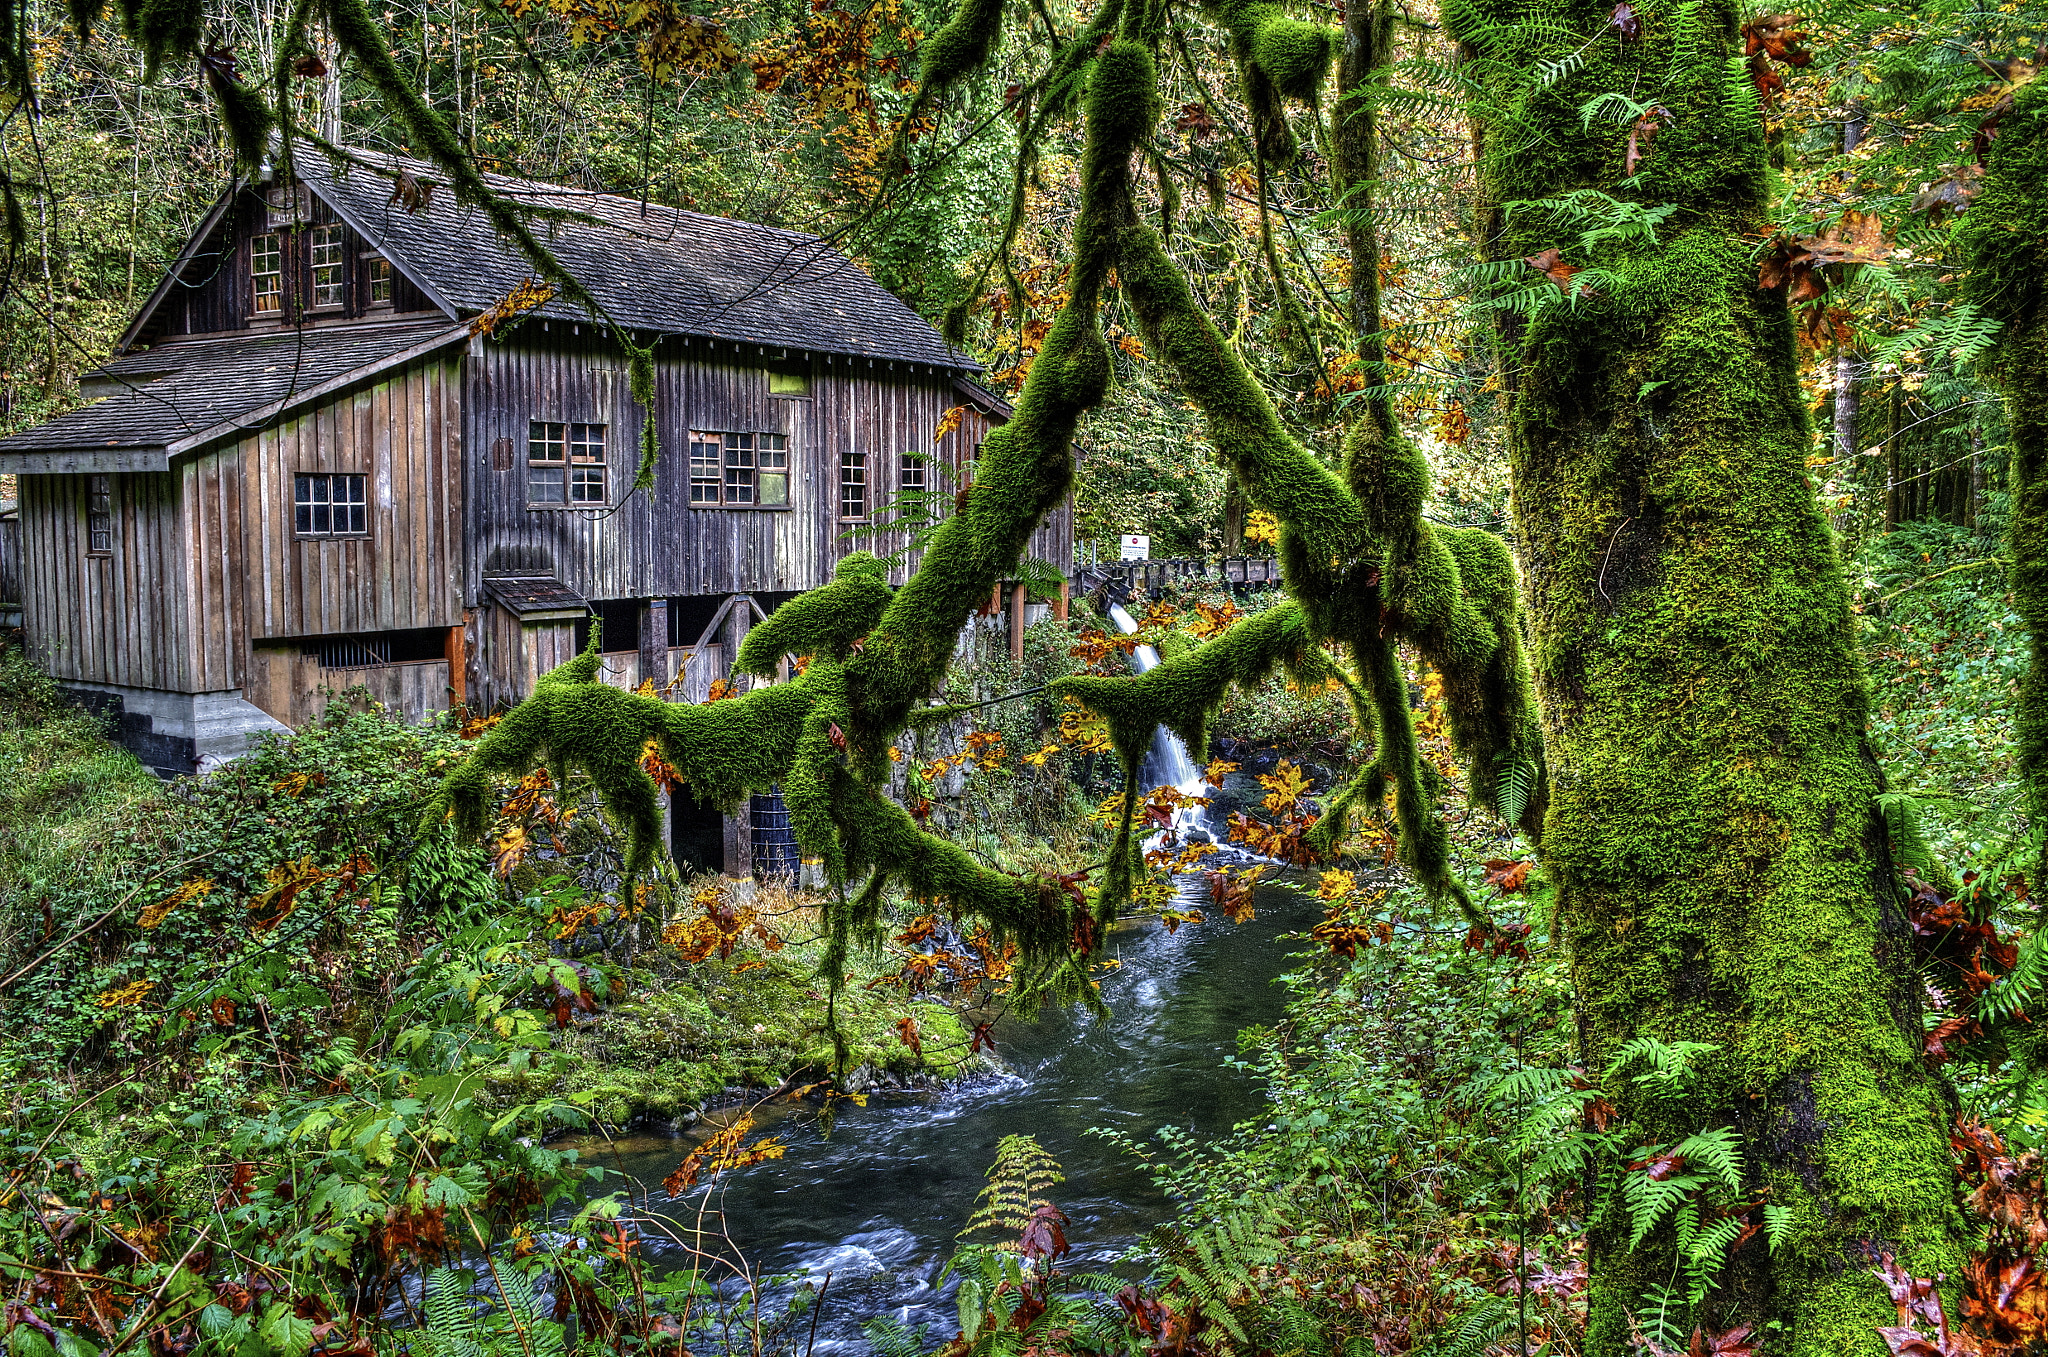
[252,234,283,314]
[309,225,345,308]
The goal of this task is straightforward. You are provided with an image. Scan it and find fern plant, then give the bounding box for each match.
[960,1134,1066,1244]
[1480,1038,1777,1334]
[413,1266,566,1357]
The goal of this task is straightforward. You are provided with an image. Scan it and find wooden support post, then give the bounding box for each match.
[1008,581,1025,662]
[1054,578,1070,622]
[640,598,668,695]
[444,622,466,708]
[723,596,755,876]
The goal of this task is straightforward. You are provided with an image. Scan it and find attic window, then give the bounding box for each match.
[251,234,283,314]
[309,226,345,308]
[366,254,393,305]
[529,421,607,506]
[768,368,811,396]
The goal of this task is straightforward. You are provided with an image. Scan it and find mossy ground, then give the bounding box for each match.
[530,922,983,1133]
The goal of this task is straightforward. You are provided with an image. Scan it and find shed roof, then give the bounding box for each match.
[299,150,976,372]
[0,320,463,460]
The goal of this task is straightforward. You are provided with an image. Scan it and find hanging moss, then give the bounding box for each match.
[1958,79,2048,838]
[1195,0,1338,162]
[435,34,1155,1008]
[734,554,895,676]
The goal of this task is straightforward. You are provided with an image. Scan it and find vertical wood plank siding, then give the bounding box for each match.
[183,356,465,681]
[465,334,1068,604]
[18,472,190,689]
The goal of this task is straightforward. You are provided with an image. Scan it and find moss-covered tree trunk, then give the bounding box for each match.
[1455,0,1968,1350]
[1960,79,2048,839]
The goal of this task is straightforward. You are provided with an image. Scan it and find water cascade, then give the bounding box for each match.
[1106,603,1211,841]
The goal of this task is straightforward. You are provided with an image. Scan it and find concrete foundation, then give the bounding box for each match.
[64,681,292,779]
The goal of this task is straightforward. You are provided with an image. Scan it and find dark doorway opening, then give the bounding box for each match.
[670,784,724,877]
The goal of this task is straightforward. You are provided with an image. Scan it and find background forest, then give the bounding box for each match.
[2,0,2046,1356]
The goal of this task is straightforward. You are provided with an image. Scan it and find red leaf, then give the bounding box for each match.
[1018,1202,1069,1263]
[896,1014,923,1057]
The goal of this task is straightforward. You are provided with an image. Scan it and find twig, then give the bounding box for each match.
[1878,556,2006,606]
[1596,517,1636,604]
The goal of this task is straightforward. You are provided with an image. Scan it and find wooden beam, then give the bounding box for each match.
[445,622,466,707]
[1008,582,1025,662]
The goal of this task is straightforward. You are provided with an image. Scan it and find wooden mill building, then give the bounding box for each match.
[0,149,1058,817]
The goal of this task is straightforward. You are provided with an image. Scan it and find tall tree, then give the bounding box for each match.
[1450,0,1967,1348]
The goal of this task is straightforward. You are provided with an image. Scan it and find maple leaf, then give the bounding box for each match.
[970,1022,997,1055]
[1609,2,1642,40]
[292,53,328,78]
[1742,14,1812,66]
[1176,101,1217,137]
[1525,248,1594,297]
[1483,858,1532,893]
[896,1015,923,1057]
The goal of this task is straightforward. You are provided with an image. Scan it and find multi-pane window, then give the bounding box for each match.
[839,450,868,520]
[900,451,925,492]
[528,421,607,506]
[688,432,789,507]
[251,233,283,314]
[87,475,113,554]
[309,225,345,308]
[366,255,393,304]
[294,474,368,536]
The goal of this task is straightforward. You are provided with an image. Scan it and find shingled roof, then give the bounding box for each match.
[0,320,463,463]
[299,150,976,371]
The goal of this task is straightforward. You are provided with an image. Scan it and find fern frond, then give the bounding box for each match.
[1762,1204,1792,1254]
[1670,1126,1744,1194]
[962,1135,1065,1243]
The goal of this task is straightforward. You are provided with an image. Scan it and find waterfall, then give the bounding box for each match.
[1106,604,1212,842]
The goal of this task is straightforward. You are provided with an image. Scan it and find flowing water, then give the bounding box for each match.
[568,879,1311,1351]
[1105,603,1206,799]
[562,605,1295,1348]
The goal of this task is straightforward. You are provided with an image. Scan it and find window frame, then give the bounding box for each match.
[526,420,609,509]
[364,253,394,306]
[307,224,346,310]
[293,473,370,539]
[86,475,114,555]
[251,232,284,316]
[687,430,792,509]
[839,449,868,522]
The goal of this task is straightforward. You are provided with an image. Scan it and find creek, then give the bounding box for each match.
[567,877,1312,1351]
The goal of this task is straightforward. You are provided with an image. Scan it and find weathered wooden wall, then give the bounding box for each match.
[464,333,1065,607]
[15,472,192,690]
[184,355,464,701]
[246,646,452,726]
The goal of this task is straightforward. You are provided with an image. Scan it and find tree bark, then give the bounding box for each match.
[1453,0,1968,1348]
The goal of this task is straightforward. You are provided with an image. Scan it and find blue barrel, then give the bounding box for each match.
[750,786,801,881]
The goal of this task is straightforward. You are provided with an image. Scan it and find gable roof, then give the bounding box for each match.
[296,149,976,372]
[0,320,465,467]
